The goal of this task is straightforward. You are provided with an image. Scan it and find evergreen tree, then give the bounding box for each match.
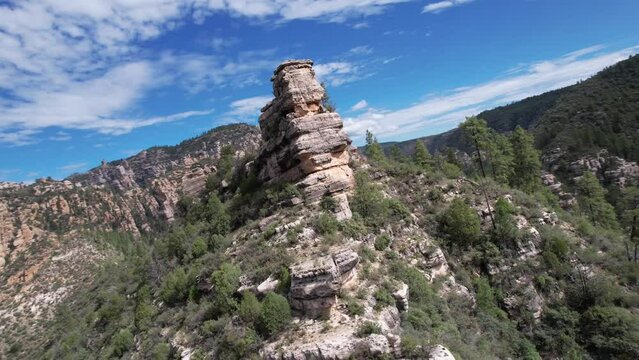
[320,82,336,112]
[389,145,407,163]
[438,197,482,246]
[414,141,433,170]
[510,126,542,193]
[489,133,515,185]
[460,116,491,178]
[576,171,619,229]
[365,130,386,163]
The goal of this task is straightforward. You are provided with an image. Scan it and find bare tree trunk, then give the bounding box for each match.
[474,138,487,179]
[629,215,637,262]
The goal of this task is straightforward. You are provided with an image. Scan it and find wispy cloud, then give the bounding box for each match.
[344,45,639,143]
[423,0,474,14]
[225,95,273,120]
[315,62,369,86]
[0,1,411,146]
[350,100,369,111]
[49,131,72,141]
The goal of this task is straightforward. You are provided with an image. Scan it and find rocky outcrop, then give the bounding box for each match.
[254,60,355,218]
[289,248,359,316]
[428,345,456,360]
[541,171,576,208]
[0,124,262,271]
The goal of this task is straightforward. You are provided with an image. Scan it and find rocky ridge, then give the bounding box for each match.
[0,125,261,273]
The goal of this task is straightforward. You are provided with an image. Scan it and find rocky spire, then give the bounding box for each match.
[254,59,355,218]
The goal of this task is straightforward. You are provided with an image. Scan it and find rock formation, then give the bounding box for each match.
[254,60,355,219]
[289,248,359,316]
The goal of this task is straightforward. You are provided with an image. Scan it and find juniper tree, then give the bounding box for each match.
[365,130,386,163]
[576,171,618,229]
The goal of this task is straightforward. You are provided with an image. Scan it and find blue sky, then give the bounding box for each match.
[1,0,638,183]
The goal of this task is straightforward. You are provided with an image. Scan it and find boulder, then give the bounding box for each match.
[289,249,359,316]
[428,344,456,360]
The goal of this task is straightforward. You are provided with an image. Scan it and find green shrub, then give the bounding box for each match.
[580,306,639,357]
[347,299,364,316]
[218,325,261,359]
[191,237,208,259]
[438,198,481,246]
[374,234,392,251]
[320,196,338,211]
[339,216,367,238]
[160,267,190,305]
[238,292,262,324]
[211,263,242,316]
[373,288,394,308]
[314,213,339,235]
[150,343,171,360]
[356,321,382,337]
[257,292,292,337]
[110,329,134,358]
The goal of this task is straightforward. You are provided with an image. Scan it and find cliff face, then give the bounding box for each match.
[254,60,355,219]
[0,124,261,271]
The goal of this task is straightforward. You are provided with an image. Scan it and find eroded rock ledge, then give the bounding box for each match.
[253,60,355,219]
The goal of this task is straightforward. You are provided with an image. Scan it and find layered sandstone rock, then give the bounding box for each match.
[254,60,355,218]
[289,248,359,316]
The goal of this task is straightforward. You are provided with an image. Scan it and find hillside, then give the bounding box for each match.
[2,60,639,360]
[383,55,639,177]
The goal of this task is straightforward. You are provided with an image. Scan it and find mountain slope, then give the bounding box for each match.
[384,55,639,167]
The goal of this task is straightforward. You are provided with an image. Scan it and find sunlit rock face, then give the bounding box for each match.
[254,60,355,218]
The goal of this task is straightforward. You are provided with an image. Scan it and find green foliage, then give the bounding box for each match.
[203,193,231,235]
[438,198,482,246]
[390,145,408,163]
[576,171,619,229]
[320,82,336,112]
[374,233,392,251]
[347,299,364,316]
[238,292,262,324]
[257,292,291,338]
[356,321,382,338]
[510,126,541,192]
[218,324,260,360]
[579,306,639,358]
[491,197,519,245]
[413,141,433,170]
[373,287,395,308]
[474,277,507,319]
[365,130,386,163]
[313,213,339,235]
[110,329,134,358]
[210,263,242,316]
[190,237,207,259]
[320,196,337,211]
[159,267,191,305]
[150,343,171,360]
[351,171,411,228]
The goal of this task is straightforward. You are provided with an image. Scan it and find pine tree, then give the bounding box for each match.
[389,145,407,163]
[414,141,432,170]
[576,171,619,229]
[488,133,515,185]
[509,126,541,193]
[460,116,491,178]
[365,130,386,163]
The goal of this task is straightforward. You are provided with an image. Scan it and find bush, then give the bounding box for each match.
[238,292,262,324]
[257,292,292,337]
[438,198,482,247]
[160,267,190,305]
[580,306,639,357]
[314,213,339,235]
[320,196,338,211]
[356,321,382,337]
[347,299,364,316]
[374,234,392,251]
[150,343,171,360]
[110,329,134,358]
[339,216,367,238]
[211,263,242,316]
[373,287,395,308]
[191,237,208,259]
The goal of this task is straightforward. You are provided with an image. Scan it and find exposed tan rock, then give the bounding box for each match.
[428,344,456,360]
[289,248,359,316]
[254,60,355,215]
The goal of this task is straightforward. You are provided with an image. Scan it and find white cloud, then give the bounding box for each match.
[315,62,368,86]
[344,45,639,143]
[226,95,273,118]
[350,100,369,111]
[423,0,474,14]
[0,0,410,146]
[49,131,72,141]
[348,46,373,56]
